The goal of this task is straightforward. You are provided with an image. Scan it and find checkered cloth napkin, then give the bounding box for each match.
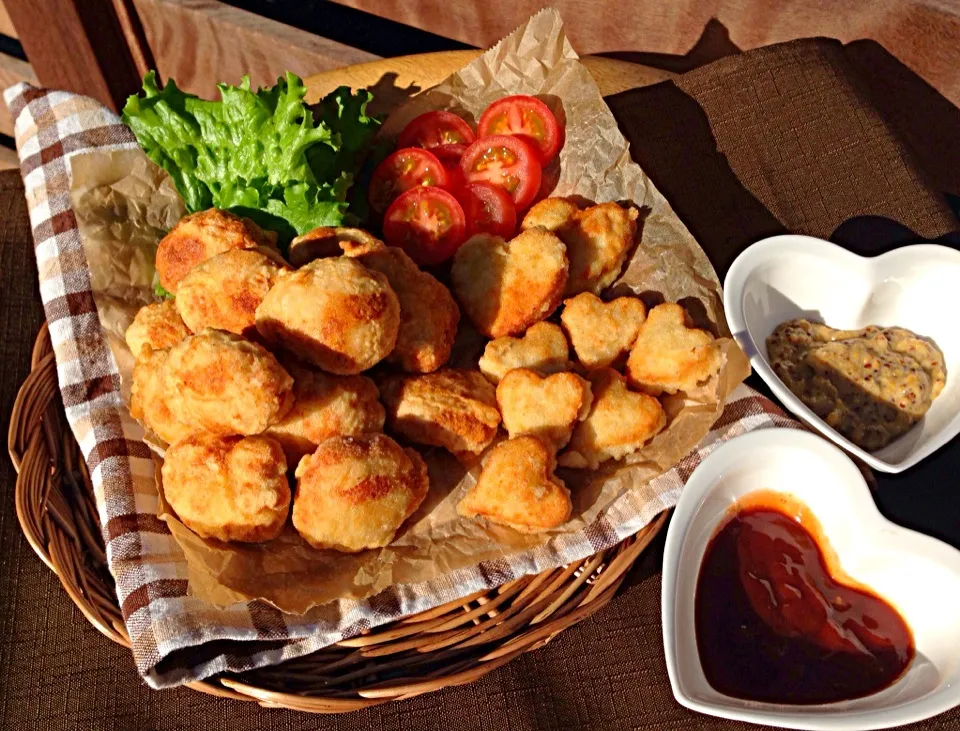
[4,82,798,688]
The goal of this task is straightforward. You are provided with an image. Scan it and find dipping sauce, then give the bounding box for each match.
[766,319,945,452]
[695,492,914,704]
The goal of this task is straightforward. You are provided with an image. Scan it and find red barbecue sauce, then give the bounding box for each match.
[694,491,914,704]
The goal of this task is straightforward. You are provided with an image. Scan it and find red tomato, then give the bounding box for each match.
[432,143,467,191]
[459,135,542,211]
[368,148,449,215]
[397,111,476,149]
[383,187,467,266]
[477,95,563,165]
[458,182,517,239]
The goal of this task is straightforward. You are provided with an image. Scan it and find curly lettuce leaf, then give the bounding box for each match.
[122,71,379,244]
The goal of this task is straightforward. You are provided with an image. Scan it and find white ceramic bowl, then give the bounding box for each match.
[723,234,960,473]
[662,429,960,730]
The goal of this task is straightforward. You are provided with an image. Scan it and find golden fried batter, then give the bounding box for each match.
[288,226,385,266]
[255,257,400,375]
[161,433,290,543]
[125,299,190,360]
[522,199,637,295]
[129,347,194,445]
[496,369,592,451]
[457,435,571,533]
[356,246,459,373]
[265,360,385,466]
[164,329,294,436]
[175,247,288,336]
[561,292,647,369]
[478,322,569,384]
[451,228,568,338]
[155,209,276,294]
[625,303,721,395]
[292,434,429,552]
[559,368,666,469]
[379,369,501,458]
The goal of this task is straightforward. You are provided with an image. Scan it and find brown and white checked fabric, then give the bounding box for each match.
[4,81,800,689]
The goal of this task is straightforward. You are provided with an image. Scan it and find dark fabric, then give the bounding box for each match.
[6,35,960,729]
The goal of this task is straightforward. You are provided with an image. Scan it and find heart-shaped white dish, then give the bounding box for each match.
[662,429,960,730]
[723,234,960,473]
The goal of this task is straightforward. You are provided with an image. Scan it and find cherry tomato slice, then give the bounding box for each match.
[397,110,477,149]
[458,181,517,239]
[432,143,467,192]
[368,148,449,215]
[383,187,467,266]
[459,135,542,211]
[477,95,563,165]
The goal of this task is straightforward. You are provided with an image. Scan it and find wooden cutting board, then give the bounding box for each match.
[304,51,672,108]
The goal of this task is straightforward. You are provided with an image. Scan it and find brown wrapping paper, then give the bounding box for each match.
[69,9,749,614]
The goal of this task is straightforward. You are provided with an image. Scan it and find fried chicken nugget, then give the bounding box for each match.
[125,300,190,360]
[130,347,194,445]
[288,226,385,266]
[356,246,459,373]
[155,209,276,294]
[561,292,647,369]
[379,369,501,458]
[625,303,722,395]
[496,369,592,451]
[265,360,385,466]
[451,228,568,338]
[162,433,290,543]
[478,322,569,384]
[457,435,571,533]
[522,199,637,295]
[255,257,400,374]
[559,368,666,470]
[164,329,294,435]
[292,434,429,552]
[175,247,288,336]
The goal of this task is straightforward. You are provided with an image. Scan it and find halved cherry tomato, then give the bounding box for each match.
[397,110,477,149]
[459,135,542,211]
[458,181,517,239]
[432,143,467,192]
[477,95,563,165]
[368,148,449,215]
[383,187,467,266]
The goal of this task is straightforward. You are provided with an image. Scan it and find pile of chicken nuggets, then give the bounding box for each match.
[128,198,723,551]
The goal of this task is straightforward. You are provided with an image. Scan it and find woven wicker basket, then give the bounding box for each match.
[8,322,668,712]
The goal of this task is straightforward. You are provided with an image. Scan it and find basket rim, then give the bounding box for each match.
[9,322,669,712]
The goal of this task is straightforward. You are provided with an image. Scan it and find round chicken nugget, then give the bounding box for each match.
[292,434,429,552]
[451,228,568,338]
[164,329,294,435]
[379,369,501,458]
[255,257,400,374]
[288,226,385,266]
[162,433,290,543]
[521,197,579,231]
[496,369,592,451]
[176,247,288,336]
[155,209,276,294]
[561,292,647,369]
[625,303,721,395]
[559,368,666,470]
[478,321,569,384]
[457,435,571,533]
[125,299,190,360]
[265,360,385,466]
[130,347,194,445]
[357,246,459,373]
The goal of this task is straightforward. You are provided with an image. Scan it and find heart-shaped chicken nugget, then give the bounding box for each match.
[561,292,646,369]
[626,303,721,395]
[451,228,568,338]
[496,369,592,450]
[458,435,572,533]
[560,368,666,469]
[478,321,569,384]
